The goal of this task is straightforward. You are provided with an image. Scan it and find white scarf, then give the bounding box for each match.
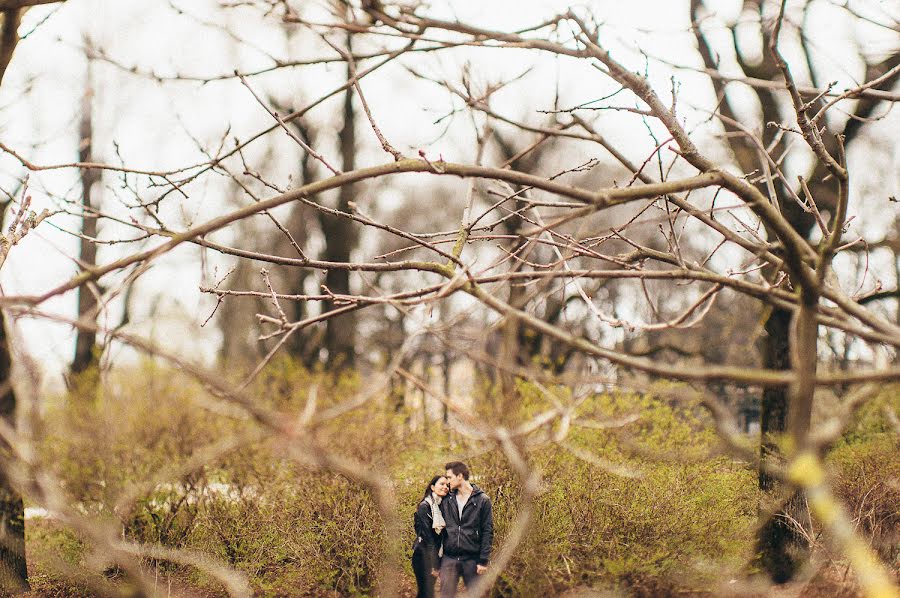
[424,493,445,534]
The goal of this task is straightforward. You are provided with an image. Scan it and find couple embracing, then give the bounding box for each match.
[412,461,494,598]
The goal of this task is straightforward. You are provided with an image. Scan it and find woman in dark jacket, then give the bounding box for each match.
[412,474,449,598]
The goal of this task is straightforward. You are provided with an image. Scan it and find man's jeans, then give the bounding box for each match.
[439,557,479,597]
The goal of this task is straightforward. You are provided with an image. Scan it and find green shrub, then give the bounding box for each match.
[825,385,899,564]
[472,448,756,595]
[828,435,900,564]
[31,364,898,596]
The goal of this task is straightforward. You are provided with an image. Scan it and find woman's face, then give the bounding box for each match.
[431,476,450,497]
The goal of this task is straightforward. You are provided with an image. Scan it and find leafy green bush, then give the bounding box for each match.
[30,365,898,596]
[188,463,383,595]
[471,387,758,596]
[825,386,899,564]
[828,435,899,564]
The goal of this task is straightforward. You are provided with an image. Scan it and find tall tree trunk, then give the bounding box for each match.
[490,131,577,402]
[219,256,264,368]
[0,314,28,593]
[0,10,21,85]
[319,34,357,368]
[756,306,810,582]
[441,348,451,425]
[490,134,531,414]
[0,10,31,592]
[283,120,316,366]
[72,65,99,375]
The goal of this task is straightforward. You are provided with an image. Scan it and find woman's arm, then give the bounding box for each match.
[413,502,432,541]
[414,502,441,571]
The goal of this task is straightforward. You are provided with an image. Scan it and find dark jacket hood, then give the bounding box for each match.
[456,484,483,497]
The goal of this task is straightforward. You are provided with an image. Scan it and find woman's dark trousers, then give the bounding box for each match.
[412,548,436,598]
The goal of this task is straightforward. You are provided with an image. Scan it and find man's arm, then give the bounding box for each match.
[478,497,494,565]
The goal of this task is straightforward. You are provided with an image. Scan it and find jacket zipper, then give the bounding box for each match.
[454,495,475,555]
[455,496,461,552]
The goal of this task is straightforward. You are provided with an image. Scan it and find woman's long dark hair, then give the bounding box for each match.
[421,475,445,501]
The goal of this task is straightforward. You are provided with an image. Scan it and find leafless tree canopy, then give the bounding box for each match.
[0,0,897,596]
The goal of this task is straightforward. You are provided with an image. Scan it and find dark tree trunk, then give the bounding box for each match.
[756,307,810,582]
[0,314,28,594]
[320,36,358,368]
[489,132,578,393]
[219,257,265,368]
[283,120,316,366]
[0,14,30,591]
[0,10,21,85]
[72,73,100,376]
[489,134,532,414]
[759,307,790,493]
[441,349,451,425]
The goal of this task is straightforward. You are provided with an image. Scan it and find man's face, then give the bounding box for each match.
[445,469,463,490]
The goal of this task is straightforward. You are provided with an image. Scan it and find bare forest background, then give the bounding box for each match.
[0,0,896,596]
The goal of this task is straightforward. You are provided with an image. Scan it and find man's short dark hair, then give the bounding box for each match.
[445,461,470,480]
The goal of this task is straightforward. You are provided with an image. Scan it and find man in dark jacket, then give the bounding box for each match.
[439,461,493,597]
